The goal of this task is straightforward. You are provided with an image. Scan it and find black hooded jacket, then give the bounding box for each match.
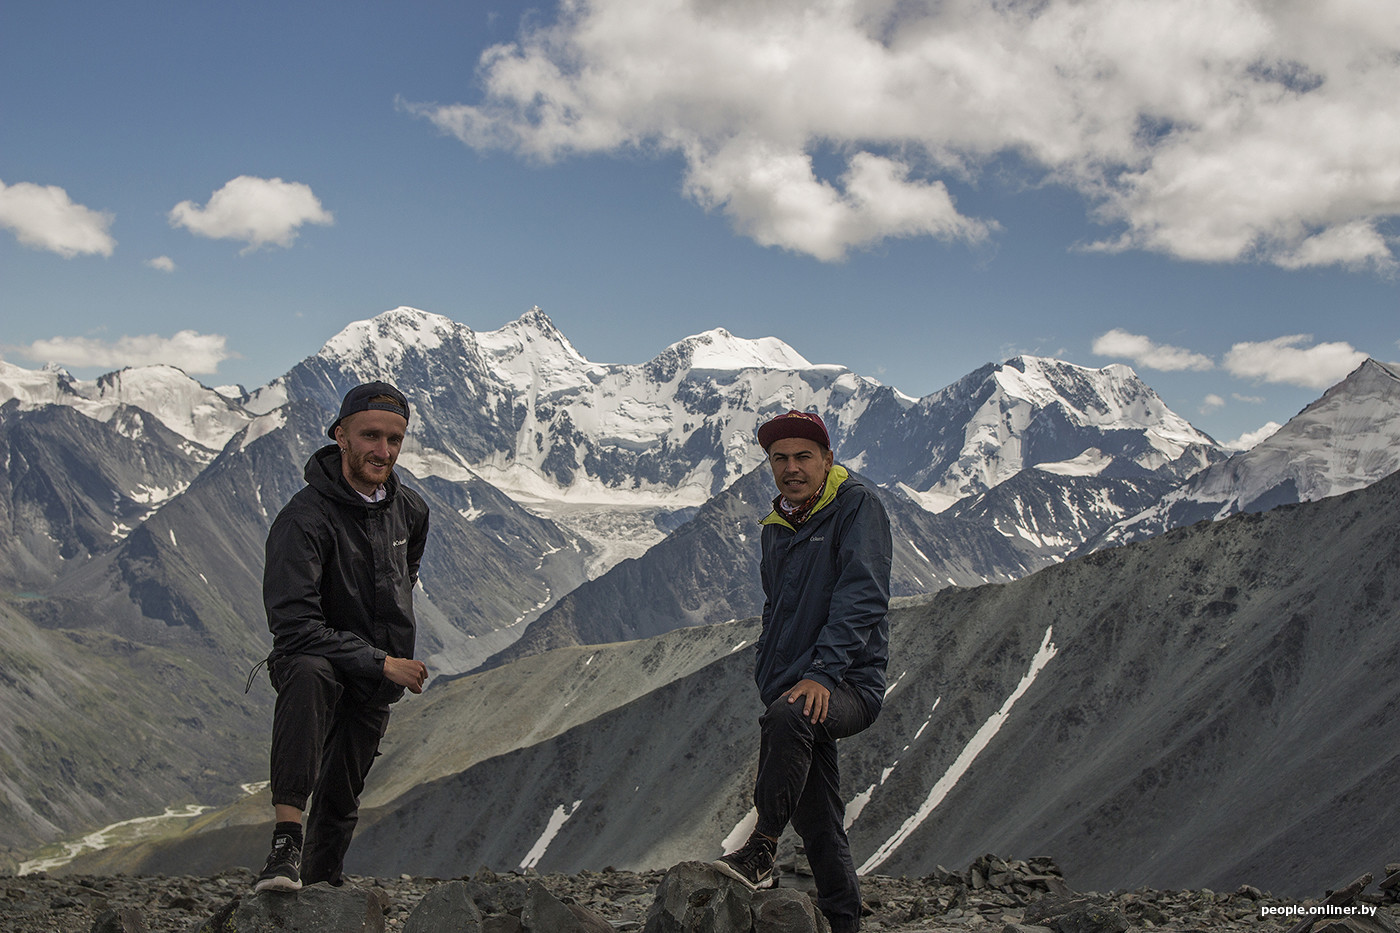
[264,445,430,685]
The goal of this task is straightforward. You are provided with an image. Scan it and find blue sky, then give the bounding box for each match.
[3,0,1396,448]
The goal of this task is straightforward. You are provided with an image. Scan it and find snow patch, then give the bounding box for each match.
[1035,448,1112,477]
[859,628,1058,873]
[239,409,286,452]
[519,800,583,870]
[722,807,759,854]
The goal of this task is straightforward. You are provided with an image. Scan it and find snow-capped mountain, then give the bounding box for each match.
[241,309,1224,555]
[2,309,1223,529]
[842,355,1221,512]
[0,360,252,452]
[260,306,891,506]
[1090,359,1400,550]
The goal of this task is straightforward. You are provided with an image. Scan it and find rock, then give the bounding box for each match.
[5,856,1399,933]
[644,862,752,933]
[751,888,830,933]
[482,917,526,933]
[461,876,533,917]
[1024,896,1129,933]
[403,881,485,933]
[90,908,148,932]
[190,884,386,933]
[520,880,614,932]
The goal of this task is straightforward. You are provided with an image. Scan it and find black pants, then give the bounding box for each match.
[753,682,879,933]
[269,654,392,886]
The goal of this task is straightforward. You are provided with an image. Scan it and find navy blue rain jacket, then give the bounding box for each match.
[755,465,892,709]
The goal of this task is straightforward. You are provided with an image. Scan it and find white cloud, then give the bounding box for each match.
[1232,392,1265,404]
[1200,394,1226,414]
[145,255,176,273]
[1092,329,1214,372]
[1224,421,1283,451]
[409,0,1400,267]
[169,176,332,252]
[15,331,234,375]
[1223,335,1368,388]
[0,179,116,258]
[1272,221,1394,272]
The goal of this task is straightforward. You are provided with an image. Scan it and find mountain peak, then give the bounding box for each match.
[515,304,556,331]
[1091,356,1400,550]
[656,328,814,374]
[477,307,595,390]
[317,307,464,373]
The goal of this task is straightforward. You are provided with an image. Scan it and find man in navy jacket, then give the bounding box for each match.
[714,410,892,933]
[255,381,430,892]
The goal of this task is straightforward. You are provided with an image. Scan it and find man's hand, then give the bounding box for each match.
[384,656,427,694]
[785,678,831,724]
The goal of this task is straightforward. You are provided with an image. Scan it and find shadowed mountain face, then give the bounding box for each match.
[478,466,1042,671]
[0,403,213,588]
[337,469,1400,898]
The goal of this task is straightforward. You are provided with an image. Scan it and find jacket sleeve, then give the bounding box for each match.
[802,487,892,692]
[264,503,386,678]
[755,525,775,663]
[407,496,429,587]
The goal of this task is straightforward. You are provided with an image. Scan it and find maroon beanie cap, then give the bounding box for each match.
[757,410,830,451]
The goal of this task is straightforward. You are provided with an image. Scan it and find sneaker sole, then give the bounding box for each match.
[709,859,773,891]
[254,876,304,893]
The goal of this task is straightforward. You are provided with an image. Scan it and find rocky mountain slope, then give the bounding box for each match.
[361,467,1400,896]
[0,396,592,866]
[70,469,1400,899]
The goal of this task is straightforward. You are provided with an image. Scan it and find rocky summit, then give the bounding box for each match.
[5,856,1400,933]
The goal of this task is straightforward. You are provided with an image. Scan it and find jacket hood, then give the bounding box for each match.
[304,444,400,506]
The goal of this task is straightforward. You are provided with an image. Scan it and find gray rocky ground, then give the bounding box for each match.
[4,855,1398,933]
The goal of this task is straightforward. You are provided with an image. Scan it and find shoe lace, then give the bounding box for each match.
[732,835,773,871]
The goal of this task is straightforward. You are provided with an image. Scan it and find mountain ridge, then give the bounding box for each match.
[1090,358,1400,550]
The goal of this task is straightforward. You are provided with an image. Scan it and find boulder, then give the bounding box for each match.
[1023,895,1129,933]
[89,908,147,933]
[644,861,753,933]
[403,880,485,933]
[752,888,830,933]
[189,884,386,933]
[520,880,615,932]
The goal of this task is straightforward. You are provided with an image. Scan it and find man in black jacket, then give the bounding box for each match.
[712,410,892,933]
[255,381,430,892]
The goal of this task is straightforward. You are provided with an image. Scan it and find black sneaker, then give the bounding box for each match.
[711,832,776,889]
[254,832,303,892]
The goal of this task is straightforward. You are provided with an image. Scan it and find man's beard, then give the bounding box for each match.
[346,449,391,490]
